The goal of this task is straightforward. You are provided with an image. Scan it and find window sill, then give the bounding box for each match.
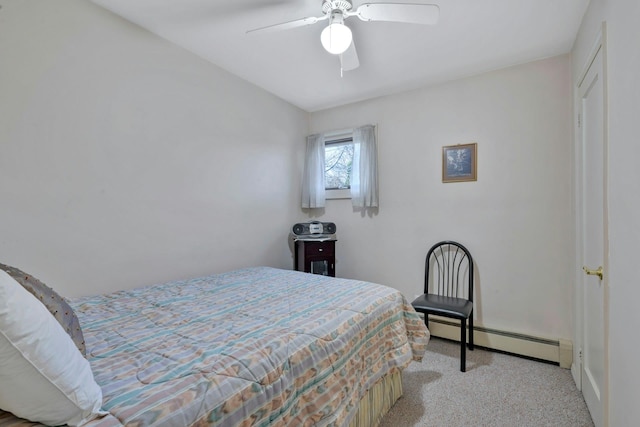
[326,189,351,200]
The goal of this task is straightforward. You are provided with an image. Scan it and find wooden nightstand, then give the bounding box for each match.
[294,239,336,277]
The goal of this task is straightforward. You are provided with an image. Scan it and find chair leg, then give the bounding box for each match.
[460,318,466,372]
[468,312,474,350]
[424,313,429,330]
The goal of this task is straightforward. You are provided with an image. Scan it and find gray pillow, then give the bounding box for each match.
[0,263,86,356]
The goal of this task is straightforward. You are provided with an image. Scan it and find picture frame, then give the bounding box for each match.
[442,143,477,183]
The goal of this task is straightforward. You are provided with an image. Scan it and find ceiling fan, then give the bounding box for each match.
[247,1,440,73]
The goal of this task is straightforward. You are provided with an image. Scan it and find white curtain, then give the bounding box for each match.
[351,124,378,208]
[301,133,326,208]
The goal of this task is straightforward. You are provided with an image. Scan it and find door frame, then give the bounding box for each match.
[572,22,609,427]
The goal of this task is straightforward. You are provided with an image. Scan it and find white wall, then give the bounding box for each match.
[0,0,308,297]
[572,1,640,425]
[308,55,574,341]
[0,0,597,357]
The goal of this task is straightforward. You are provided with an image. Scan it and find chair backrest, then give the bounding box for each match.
[424,241,473,301]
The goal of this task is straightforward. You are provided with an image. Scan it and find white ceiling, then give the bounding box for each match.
[90,0,589,112]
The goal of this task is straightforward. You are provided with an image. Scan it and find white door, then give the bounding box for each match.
[578,34,608,427]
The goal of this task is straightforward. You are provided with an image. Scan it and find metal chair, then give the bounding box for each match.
[411,241,474,372]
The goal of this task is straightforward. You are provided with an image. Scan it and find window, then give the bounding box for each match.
[325,137,354,190]
[302,125,377,208]
[324,133,354,199]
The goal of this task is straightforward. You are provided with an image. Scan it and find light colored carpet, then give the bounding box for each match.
[380,337,594,427]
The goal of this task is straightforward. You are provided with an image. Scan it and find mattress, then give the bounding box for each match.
[0,267,429,426]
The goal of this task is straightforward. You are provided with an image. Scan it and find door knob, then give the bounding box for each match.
[583,265,603,280]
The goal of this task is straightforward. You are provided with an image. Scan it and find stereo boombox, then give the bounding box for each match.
[292,221,337,238]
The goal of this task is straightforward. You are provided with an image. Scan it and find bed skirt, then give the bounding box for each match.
[348,370,403,427]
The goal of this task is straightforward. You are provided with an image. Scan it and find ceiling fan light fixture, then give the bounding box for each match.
[320,22,352,55]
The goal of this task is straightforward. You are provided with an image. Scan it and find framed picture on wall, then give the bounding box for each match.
[442,143,477,183]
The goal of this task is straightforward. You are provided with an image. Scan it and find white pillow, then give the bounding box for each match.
[0,269,104,426]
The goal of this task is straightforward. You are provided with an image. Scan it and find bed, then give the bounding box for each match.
[0,266,429,426]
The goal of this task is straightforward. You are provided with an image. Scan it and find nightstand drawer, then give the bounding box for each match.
[303,241,335,257]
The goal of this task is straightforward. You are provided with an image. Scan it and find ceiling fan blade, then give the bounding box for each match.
[247,14,328,34]
[340,41,360,72]
[353,3,439,25]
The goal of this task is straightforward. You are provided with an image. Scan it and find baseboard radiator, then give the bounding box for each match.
[425,315,573,368]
